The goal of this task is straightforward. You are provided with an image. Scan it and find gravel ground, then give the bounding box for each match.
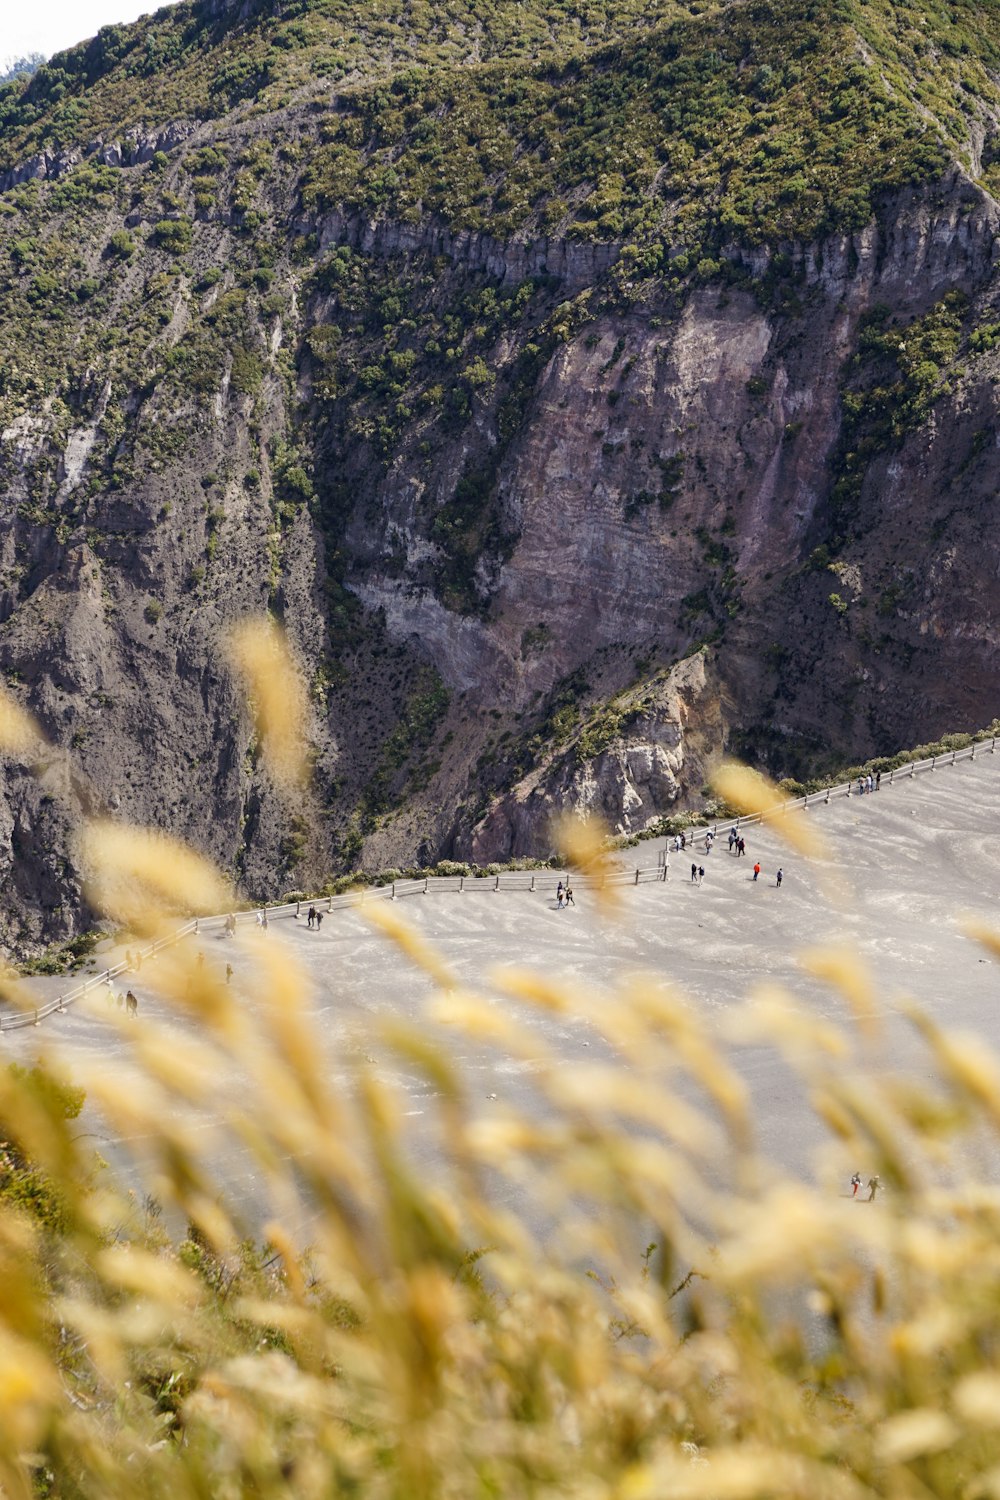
[5,754,1000,1246]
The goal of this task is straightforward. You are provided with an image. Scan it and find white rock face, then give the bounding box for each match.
[462,655,721,861]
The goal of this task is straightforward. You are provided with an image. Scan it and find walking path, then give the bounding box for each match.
[7,737,996,1032]
[4,752,1000,1239]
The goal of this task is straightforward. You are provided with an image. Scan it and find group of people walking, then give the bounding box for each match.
[556,881,575,908]
[104,973,138,1016]
[674,824,752,859]
[674,822,782,889]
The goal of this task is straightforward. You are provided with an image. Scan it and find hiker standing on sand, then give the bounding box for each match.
[776,868,783,888]
[851,1172,861,1197]
[690,862,698,884]
[867,1175,880,1202]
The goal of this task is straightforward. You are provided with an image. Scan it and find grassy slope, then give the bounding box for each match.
[0,0,995,260]
[303,0,1000,244]
[0,0,688,168]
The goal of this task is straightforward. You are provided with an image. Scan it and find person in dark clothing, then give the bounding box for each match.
[690,863,698,883]
[776,868,783,888]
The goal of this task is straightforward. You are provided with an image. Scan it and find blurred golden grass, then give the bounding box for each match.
[7,888,1000,1500]
[2,690,1000,1496]
[0,686,45,762]
[227,618,310,793]
[711,761,826,861]
[76,821,231,935]
[551,809,622,912]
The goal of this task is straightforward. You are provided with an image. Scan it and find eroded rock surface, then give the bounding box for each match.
[1,70,1000,952]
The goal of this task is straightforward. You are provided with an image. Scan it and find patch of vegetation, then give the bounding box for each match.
[151,217,193,254]
[0,0,993,267]
[301,0,981,254]
[830,291,968,532]
[106,227,136,260]
[0,1061,85,1238]
[19,930,100,976]
[0,0,693,172]
[302,248,576,615]
[361,669,451,819]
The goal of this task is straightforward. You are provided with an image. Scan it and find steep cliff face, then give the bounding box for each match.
[338,174,1000,868]
[0,0,999,950]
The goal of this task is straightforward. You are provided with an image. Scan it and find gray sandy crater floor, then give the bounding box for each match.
[6,754,1000,1245]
